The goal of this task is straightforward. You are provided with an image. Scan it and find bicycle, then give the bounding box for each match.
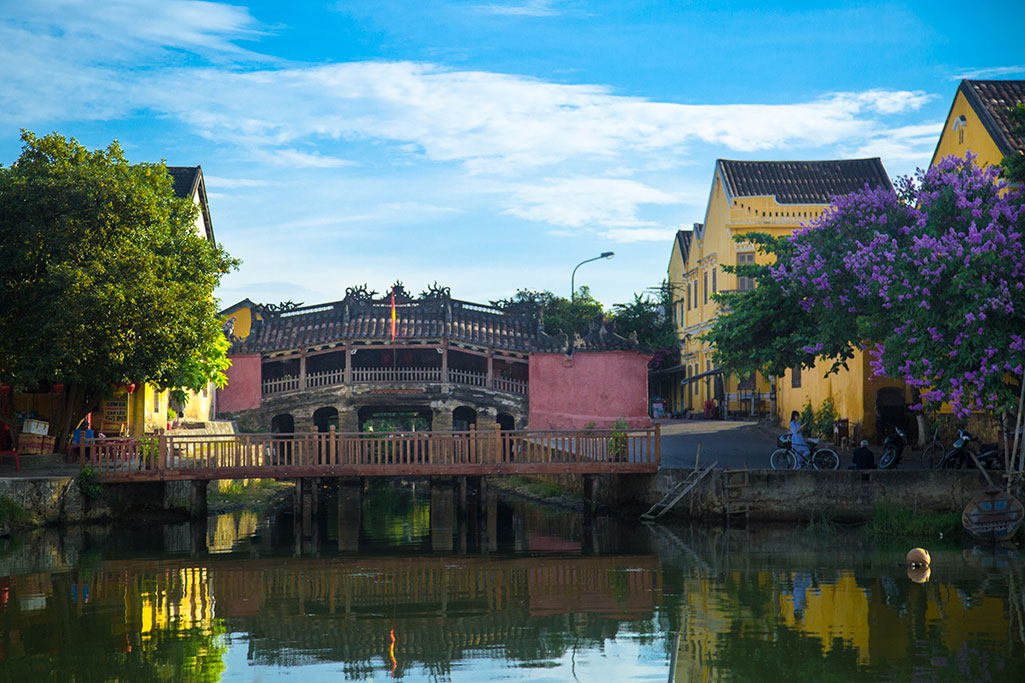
[920,427,945,469]
[770,434,840,470]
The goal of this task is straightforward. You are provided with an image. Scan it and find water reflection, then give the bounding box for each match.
[0,488,1023,682]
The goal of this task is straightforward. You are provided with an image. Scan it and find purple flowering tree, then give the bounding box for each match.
[710,154,1025,473]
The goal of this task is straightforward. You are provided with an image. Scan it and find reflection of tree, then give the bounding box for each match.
[0,573,227,681]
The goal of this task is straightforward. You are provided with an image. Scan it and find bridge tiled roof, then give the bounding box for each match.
[231,285,538,354]
[230,287,650,356]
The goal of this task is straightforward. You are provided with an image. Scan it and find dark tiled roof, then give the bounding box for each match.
[167,166,201,198]
[231,286,538,354]
[961,80,1025,157]
[717,158,892,204]
[674,229,692,265]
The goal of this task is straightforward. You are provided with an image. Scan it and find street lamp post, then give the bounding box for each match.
[571,252,615,301]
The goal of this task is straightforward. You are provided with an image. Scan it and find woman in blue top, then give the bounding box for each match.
[789,410,809,469]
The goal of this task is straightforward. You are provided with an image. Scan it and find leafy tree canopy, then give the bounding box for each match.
[491,287,603,338]
[706,154,1025,419]
[0,131,239,443]
[1000,102,1025,184]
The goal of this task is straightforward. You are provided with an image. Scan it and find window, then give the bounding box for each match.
[791,366,802,389]
[703,272,708,303]
[153,388,160,413]
[737,252,756,292]
[712,267,717,293]
[686,283,691,310]
[739,373,755,390]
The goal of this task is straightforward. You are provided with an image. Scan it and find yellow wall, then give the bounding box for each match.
[931,89,1006,169]
[222,302,261,340]
[667,165,900,436]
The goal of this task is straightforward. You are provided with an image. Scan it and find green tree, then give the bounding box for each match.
[491,287,604,338]
[1000,102,1025,184]
[607,281,678,367]
[0,131,238,448]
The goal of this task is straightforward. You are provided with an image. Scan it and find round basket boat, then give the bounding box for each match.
[962,490,1024,542]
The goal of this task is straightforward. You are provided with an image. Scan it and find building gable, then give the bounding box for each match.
[167,165,216,245]
[931,79,1025,168]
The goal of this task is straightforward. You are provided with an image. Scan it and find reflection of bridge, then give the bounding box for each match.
[82,426,660,483]
[78,554,661,669]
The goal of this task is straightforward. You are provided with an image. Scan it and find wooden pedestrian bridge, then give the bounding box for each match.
[80,425,661,483]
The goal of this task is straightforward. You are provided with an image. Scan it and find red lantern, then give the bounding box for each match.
[126,383,136,394]
[0,385,10,396]
[52,382,64,395]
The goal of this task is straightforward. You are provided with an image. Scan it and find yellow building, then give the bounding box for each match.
[669,158,902,439]
[931,79,1025,172]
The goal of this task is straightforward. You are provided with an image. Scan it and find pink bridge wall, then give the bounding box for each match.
[217,354,262,413]
[528,351,651,430]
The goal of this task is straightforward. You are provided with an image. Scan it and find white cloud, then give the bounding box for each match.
[474,1,560,16]
[501,177,678,227]
[952,65,1025,80]
[203,176,277,188]
[253,148,357,168]
[600,227,680,243]
[848,121,943,163]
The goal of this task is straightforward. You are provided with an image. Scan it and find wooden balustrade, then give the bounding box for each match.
[262,366,528,395]
[81,425,660,481]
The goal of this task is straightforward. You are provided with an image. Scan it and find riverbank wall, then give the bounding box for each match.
[0,477,197,532]
[598,468,1006,521]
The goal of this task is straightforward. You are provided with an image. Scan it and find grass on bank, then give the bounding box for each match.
[864,502,962,539]
[504,476,569,499]
[208,479,294,511]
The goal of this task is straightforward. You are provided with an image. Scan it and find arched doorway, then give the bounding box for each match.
[357,406,433,432]
[313,406,339,433]
[496,413,515,431]
[269,413,294,465]
[270,413,294,434]
[453,406,477,432]
[875,387,907,443]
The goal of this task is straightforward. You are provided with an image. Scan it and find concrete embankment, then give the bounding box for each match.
[598,468,1005,521]
[0,476,198,532]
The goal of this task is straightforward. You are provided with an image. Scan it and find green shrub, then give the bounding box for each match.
[0,495,30,526]
[76,463,103,500]
[610,417,628,460]
[813,397,838,441]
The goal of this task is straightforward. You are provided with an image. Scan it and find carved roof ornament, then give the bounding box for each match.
[420,282,451,301]
[345,284,377,302]
[389,281,414,304]
[259,300,304,315]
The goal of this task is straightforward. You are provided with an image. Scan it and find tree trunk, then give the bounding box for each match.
[51,382,101,454]
[909,387,928,447]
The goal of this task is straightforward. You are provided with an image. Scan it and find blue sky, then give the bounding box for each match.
[2,0,1023,310]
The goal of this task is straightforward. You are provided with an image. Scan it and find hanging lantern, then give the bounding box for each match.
[52,382,64,395]
[126,383,136,394]
[0,385,10,396]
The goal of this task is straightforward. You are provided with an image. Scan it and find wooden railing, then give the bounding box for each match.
[261,367,528,396]
[80,425,660,481]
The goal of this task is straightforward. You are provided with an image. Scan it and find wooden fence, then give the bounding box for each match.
[80,425,661,481]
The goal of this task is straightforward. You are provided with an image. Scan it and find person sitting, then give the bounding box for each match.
[851,440,876,469]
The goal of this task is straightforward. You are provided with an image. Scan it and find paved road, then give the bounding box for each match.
[659,418,781,469]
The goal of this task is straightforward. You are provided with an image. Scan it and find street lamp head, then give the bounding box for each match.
[601,251,615,259]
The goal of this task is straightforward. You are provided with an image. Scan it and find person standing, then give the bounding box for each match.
[790,410,809,469]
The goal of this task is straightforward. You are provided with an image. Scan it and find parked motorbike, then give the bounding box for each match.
[934,429,1002,470]
[878,426,907,469]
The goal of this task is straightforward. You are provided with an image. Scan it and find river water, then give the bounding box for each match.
[1,482,1023,681]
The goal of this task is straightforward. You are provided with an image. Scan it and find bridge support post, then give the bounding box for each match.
[457,476,468,515]
[337,478,362,552]
[582,474,598,514]
[295,478,319,539]
[486,487,498,553]
[189,480,208,519]
[430,477,455,553]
